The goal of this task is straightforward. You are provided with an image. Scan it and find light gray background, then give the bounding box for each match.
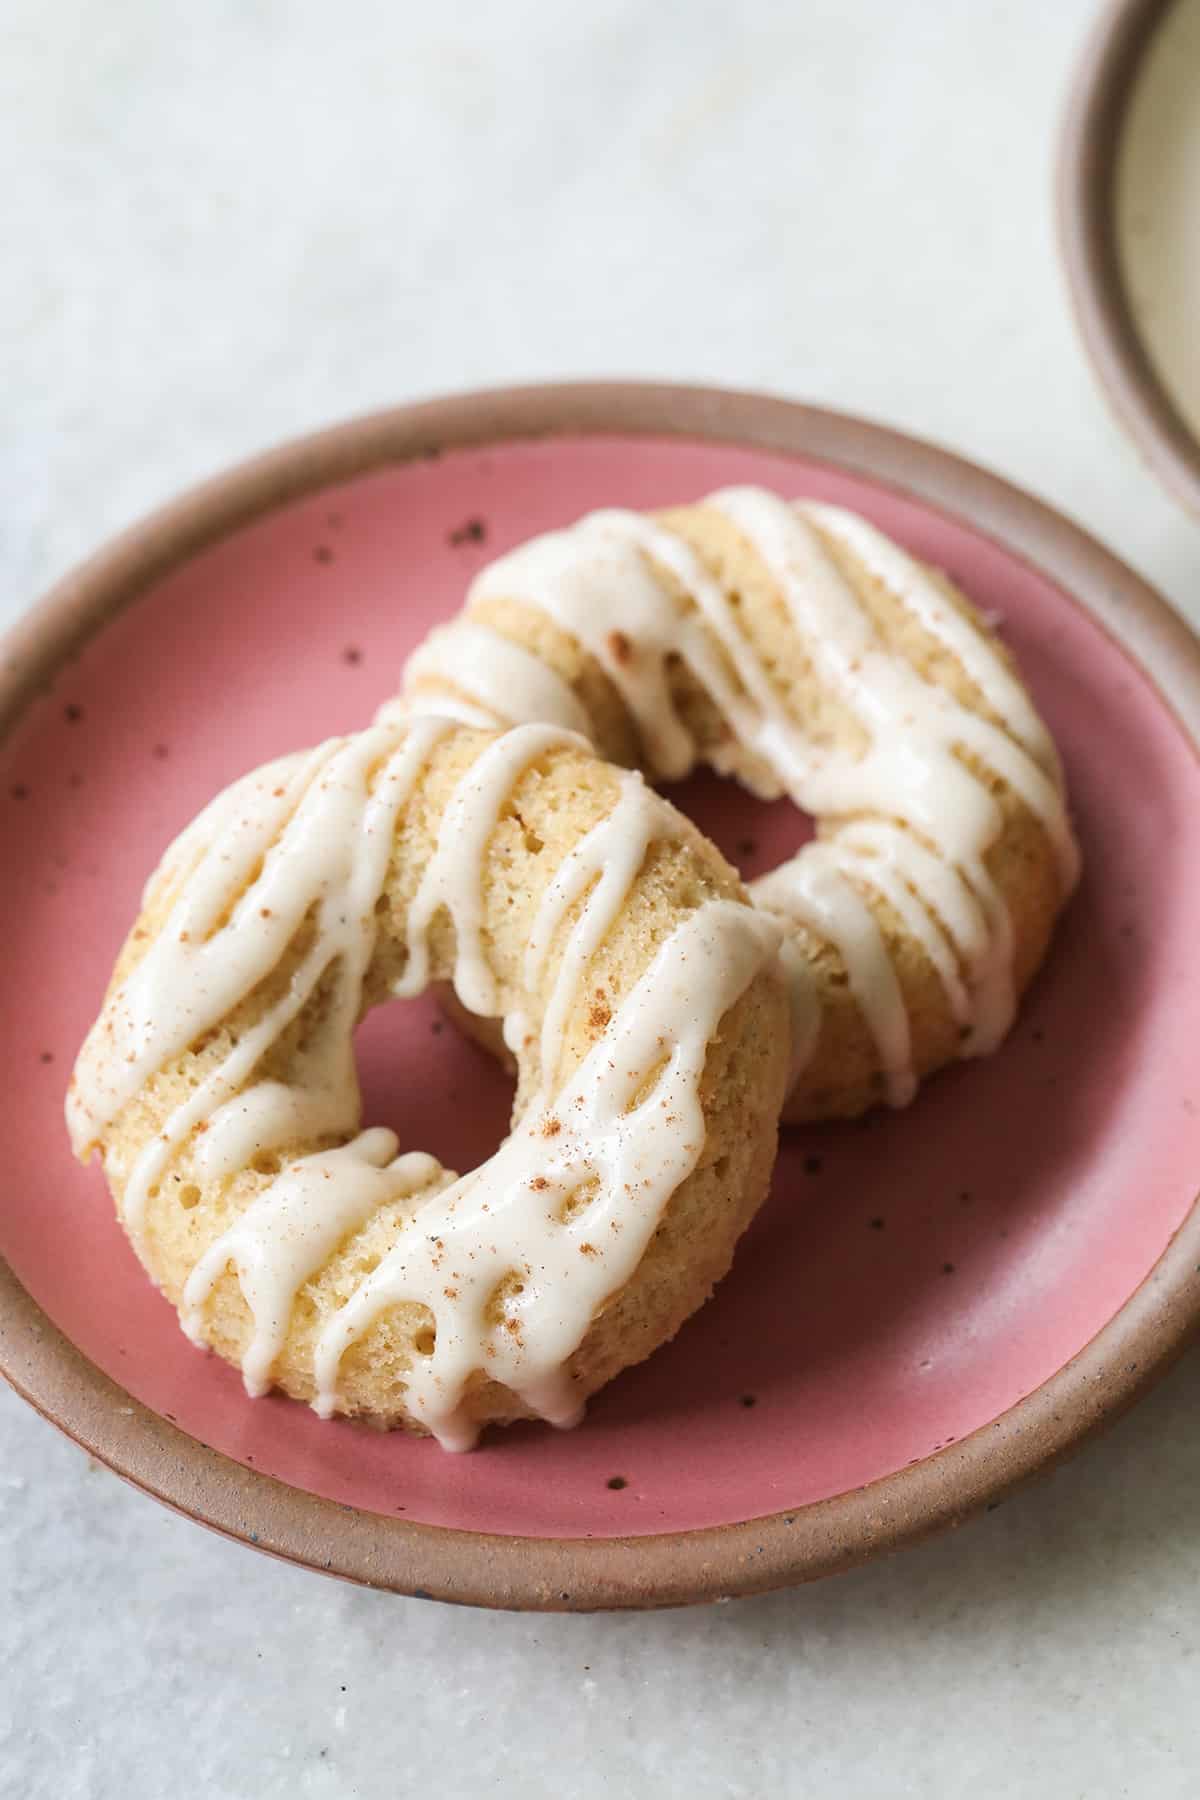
[4,3,1199,1795]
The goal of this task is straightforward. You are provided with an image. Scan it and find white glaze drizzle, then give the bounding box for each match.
[394,722,582,1014]
[181,1129,446,1397]
[752,852,916,1107]
[379,691,496,732]
[470,516,698,780]
[519,769,682,1088]
[70,721,780,1448]
[69,717,453,1247]
[706,488,1076,888]
[405,620,592,738]
[801,502,1061,772]
[311,898,781,1450]
[399,488,1078,1104]
[469,510,796,797]
[826,818,1013,1052]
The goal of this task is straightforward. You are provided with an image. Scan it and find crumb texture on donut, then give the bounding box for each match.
[393,488,1080,1119]
[68,723,790,1449]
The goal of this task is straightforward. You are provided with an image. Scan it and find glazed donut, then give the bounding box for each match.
[67,720,789,1450]
[394,487,1080,1119]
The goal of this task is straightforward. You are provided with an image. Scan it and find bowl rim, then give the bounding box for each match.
[5,378,1200,1612]
[1057,0,1200,517]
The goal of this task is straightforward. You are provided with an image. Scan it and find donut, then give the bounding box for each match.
[393,487,1080,1120]
[67,719,790,1450]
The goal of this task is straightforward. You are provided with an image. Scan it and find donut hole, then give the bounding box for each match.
[664,765,813,884]
[353,989,516,1175]
[413,1324,436,1357]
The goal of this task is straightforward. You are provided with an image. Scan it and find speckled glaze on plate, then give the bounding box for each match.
[1060,0,1200,515]
[4,382,1200,1611]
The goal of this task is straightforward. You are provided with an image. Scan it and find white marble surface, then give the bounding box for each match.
[4,2,1200,1794]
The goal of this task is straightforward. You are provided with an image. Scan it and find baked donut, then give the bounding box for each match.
[393,488,1080,1120]
[67,720,789,1450]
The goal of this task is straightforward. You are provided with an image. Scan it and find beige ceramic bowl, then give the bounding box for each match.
[1060,0,1200,513]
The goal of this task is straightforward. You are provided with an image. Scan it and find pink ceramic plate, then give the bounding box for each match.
[4,384,1200,1611]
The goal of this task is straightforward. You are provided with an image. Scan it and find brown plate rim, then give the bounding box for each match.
[4,379,1200,1612]
[1058,0,1200,516]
